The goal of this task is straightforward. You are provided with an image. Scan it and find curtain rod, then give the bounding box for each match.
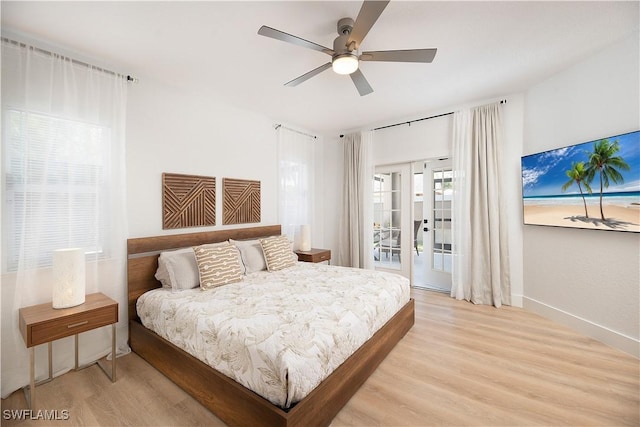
[347,99,508,136]
[372,111,453,132]
[1,37,138,83]
[274,124,317,139]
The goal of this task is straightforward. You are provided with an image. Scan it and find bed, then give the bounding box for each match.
[127,225,415,427]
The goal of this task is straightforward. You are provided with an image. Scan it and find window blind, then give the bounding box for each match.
[4,109,110,271]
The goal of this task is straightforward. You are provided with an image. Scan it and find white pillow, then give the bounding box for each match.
[155,248,198,289]
[229,239,267,274]
[155,242,230,291]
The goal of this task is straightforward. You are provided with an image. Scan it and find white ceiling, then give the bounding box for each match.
[2,1,639,135]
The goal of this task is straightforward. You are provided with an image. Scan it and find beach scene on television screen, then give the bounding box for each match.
[521,130,640,232]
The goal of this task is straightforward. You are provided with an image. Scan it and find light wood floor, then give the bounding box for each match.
[2,289,638,426]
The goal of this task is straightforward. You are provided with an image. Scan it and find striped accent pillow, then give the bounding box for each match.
[260,235,296,272]
[193,244,243,290]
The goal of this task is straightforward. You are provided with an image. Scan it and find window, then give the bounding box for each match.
[280,159,311,224]
[276,127,315,240]
[373,170,402,270]
[431,167,453,272]
[3,109,111,271]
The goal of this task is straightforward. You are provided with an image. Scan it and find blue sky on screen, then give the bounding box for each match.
[522,130,640,197]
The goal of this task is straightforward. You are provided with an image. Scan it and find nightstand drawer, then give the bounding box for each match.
[29,306,118,347]
[295,248,331,263]
[312,252,330,262]
[20,293,119,348]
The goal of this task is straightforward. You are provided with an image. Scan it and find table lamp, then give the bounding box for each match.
[52,248,86,309]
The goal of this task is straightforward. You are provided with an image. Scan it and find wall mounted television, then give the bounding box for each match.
[521,130,639,233]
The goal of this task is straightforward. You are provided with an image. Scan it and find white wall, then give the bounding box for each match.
[372,112,452,166]
[126,76,342,257]
[369,97,525,305]
[126,78,278,237]
[523,32,640,356]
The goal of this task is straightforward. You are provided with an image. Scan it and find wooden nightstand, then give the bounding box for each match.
[19,292,118,409]
[295,248,331,264]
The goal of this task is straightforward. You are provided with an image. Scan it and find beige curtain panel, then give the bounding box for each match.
[451,103,511,307]
[338,131,374,269]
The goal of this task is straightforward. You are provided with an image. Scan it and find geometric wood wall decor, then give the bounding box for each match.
[162,173,216,229]
[222,178,261,225]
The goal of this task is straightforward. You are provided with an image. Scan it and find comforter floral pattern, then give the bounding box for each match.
[137,262,410,408]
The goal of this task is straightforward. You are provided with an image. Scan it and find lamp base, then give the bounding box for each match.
[52,248,86,309]
[52,297,85,309]
[299,224,311,251]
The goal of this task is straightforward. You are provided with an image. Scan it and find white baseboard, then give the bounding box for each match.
[523,297,639,358]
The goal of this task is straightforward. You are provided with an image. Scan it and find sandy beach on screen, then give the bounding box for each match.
[524,203,640,232]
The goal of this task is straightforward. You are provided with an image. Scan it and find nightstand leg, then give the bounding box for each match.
[74,334,79,369]
[111,323,116,382]
[28,347,35,409]
[96,323,116,382]
[24,343,53,409]
[47,342,53,380]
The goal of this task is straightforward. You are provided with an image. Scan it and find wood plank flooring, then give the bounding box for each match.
[2,289,638,426]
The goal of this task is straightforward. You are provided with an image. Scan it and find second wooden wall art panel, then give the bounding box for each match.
[223,178,261,225]
[163,173,216,229]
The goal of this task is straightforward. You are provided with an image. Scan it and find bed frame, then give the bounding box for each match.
[127,225,415,427]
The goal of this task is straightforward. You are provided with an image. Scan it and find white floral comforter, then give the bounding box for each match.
[137,262,410,408]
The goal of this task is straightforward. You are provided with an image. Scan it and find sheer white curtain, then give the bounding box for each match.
[276,126,315,247]
[337,131,373,269]
[451,103,511,307]
[1,38,129,397]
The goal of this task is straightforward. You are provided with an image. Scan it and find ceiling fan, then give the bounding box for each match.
[257,0,437,96]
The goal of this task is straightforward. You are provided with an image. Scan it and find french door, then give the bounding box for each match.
[373,160,453,288]
[415,159,452,291]
[373,164,411,279]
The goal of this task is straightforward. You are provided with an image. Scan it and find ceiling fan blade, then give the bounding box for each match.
[361,48,437,63]
[285,63,332,87]
[350,69,373,96]
[347,0,390,51]
[258,26,334,56]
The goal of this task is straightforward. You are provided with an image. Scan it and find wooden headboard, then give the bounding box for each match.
[127,225,281,322]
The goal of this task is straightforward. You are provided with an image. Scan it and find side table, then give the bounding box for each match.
[295,248,331,264]
[19,292,118,408]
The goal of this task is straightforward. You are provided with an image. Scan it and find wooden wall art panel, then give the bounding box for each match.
[162,173,216,229]
[222,178,261,225]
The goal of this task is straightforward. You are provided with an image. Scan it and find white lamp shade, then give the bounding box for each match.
[52,248,86,309]
[300,224,311,251]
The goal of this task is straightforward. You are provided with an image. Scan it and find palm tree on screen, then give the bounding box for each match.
[586,139,630,220]
[561,161,592,218]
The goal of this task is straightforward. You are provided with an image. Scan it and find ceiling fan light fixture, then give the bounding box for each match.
[332,53,358,75]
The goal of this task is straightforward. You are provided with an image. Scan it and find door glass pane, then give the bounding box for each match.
[432,167,452,273]
[373,171,401,270]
